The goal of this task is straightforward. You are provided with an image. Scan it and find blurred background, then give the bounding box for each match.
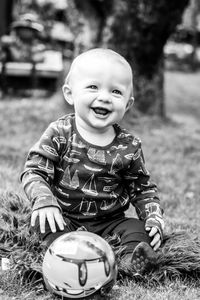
[1,2,200,298]
[0,0,200,117]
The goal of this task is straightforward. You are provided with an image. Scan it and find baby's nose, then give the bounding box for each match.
[97,90,111,102]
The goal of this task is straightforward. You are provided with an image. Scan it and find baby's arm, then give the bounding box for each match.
[125,139,164,250]
[134,196,164,251]
[21,120,66,233]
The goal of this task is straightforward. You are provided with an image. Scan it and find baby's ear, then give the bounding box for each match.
[62,84,74,105]
[126,97,134,111]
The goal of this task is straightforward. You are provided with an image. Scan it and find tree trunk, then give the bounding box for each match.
[189,0,200,70]
[133,56,165,116]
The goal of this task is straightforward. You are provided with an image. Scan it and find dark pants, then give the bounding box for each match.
[34,212,151,255]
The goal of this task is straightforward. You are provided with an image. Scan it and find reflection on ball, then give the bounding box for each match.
[42,231,118,299]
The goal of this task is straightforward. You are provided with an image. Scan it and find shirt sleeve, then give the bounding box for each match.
[21,121,63,211]
[124,140,164,238]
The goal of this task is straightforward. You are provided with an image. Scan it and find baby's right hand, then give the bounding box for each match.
[31,206,66,234]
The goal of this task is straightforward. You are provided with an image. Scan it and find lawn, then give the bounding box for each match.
[0,70,200,299]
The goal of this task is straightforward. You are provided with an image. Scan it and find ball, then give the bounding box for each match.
[42,231,118,299]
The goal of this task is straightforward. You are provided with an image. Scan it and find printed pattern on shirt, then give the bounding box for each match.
[22,114,161,221]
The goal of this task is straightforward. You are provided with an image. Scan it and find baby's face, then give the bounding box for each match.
[64,53,133,132]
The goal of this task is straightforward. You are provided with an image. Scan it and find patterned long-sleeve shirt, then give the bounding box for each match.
[21,113,164,233]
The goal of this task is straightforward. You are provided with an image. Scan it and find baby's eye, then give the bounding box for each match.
[88,85,98,90]
[112,89,122,95]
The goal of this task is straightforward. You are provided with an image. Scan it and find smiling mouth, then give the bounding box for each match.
[92,107,111,116]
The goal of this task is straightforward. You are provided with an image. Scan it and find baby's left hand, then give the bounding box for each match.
[145,226,161,251]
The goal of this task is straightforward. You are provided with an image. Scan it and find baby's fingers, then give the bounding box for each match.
[146,226,158,237]
[31,210,39,227]
[153,240,161,251]
[54,210,65,231]
[39,210,47,233]
[46,211,58,233]
[150,233,161,250]
[31,210,47,233]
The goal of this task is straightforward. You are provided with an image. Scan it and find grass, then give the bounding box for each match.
[0,70,200,299]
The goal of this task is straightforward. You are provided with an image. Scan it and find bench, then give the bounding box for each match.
[0,50,64,93]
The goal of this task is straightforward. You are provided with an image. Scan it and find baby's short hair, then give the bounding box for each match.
[64,48,134,98]
[66,48,132,78]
